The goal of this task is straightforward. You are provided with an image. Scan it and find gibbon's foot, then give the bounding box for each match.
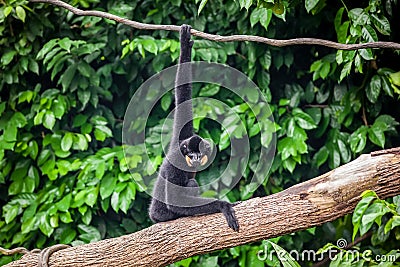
[38,244,70,267]
[221,203,239,232]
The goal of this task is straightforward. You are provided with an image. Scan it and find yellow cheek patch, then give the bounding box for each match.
[185,155,192,167]
[200,155,208,166]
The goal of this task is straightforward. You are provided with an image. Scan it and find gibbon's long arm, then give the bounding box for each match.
[172,25,194,145]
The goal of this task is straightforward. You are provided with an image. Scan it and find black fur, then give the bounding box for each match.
[149,25,239,231]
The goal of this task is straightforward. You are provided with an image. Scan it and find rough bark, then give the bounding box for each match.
[6,151,400,267]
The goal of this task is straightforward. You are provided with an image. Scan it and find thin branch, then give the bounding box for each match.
[29,0,400,50]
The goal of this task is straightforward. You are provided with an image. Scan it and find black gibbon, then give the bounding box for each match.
[149,25,239,231]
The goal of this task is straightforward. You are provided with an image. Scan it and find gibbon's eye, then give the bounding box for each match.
[182,144,187,149]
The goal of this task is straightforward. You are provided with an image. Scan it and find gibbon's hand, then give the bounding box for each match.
[180,24,194,49]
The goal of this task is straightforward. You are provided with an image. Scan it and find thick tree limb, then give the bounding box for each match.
[5,150,400,267]
[29,0,400,50]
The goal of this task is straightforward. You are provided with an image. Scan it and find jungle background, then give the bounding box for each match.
[0,0,400,266]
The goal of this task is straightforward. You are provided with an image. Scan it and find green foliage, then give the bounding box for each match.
[353,191,400,240]
[1,0,400,266]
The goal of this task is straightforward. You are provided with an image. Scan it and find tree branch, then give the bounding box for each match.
[5,150,400,267]
[29,0,400,50]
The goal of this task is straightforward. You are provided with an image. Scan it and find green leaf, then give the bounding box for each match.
[11,112,27,128]
[111,192,120,212]
[238,0,252,10]
[352,196,376,240]
[29,59,39,75]
[1,50,17,65]
[4,125,17,142]
[305,0,321,13]
[61,133,74,151]
[100,174,117,199]
[360,202,388,235]
[381,76,393,97]
[94,128,107,141]
[366,75,381,103]
[39,215,54,237]
[60,212,73,223]
[349,126,367,153]
[4,6,13,17]
[73,114,88,128]
[60,228,76,244]
[43,111,56,130]
[141,40,158,55]
[283,157,296,173]
[21,217,37,234]
[74,134,88,150]
[73,190,86,208]
[29,140,39,160]
[259,8,272,30]
[60,64,77,91]
[292,108,317,129]
[58,37,72,51]
[314,147,329,168]
[77,62,92,78]
[334,7,344,33]
[391,216,400,229]
[389,71,400,86]
[245,88,259,103]
[268,240,301,267]
[259,49,271,70]
[199,84,220,97]
[371,14,390,35]
[56,194,72,212]
[95,125,112,137]
[78,89,91,108]
[78,224,101,243]
[85,187,98,207]
[15,6,26,22]
[349,8,369,26]
[4,205,19,224]
[161,93,172,111]
[338,139,350,163]
[250,8,262,27]
[197,0,208,15]
[359,49,374,60]
[245,248,265,267]
[52,100,66,119]
[340,61,352,81]
[362,25,378,42]
[368,125,385,148]
[319,62,330,79]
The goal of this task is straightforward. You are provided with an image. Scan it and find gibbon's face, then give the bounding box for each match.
[180,135,211,169]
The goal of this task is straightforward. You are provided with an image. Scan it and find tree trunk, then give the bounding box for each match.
[6,151,400,267]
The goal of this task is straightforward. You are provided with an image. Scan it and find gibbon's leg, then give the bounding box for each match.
[149,173,181,223]
[149,199,180,223]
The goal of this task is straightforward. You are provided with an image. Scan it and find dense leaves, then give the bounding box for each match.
[0,0,399,266]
